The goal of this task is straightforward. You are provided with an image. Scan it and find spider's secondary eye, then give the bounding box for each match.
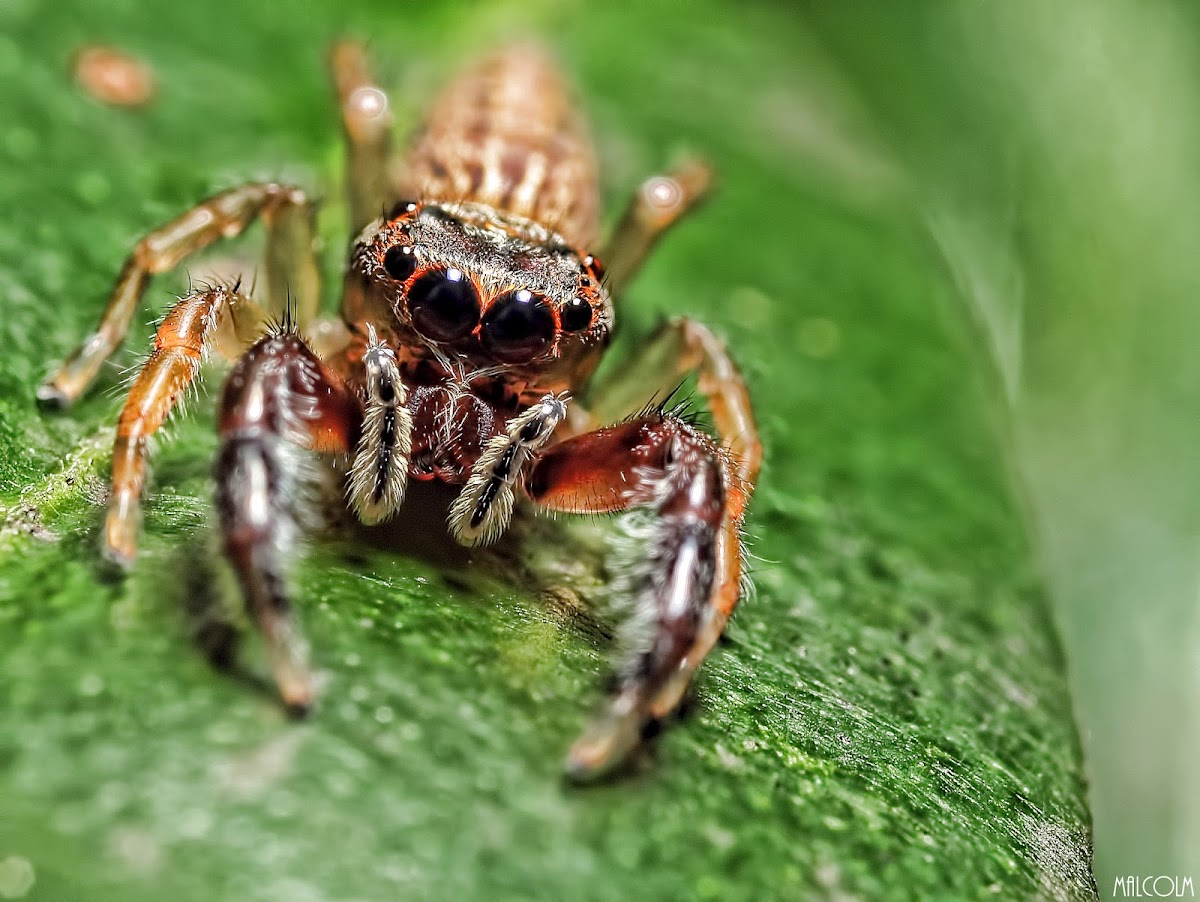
[406,267,480,342]
[386,199,418,220]
[481,289,556,363]
[382,245,417,282]
[560,296,593,332]
[583,254,605,282]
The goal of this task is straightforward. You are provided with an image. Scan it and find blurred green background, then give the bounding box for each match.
[800,1,1200,886]
[0,0,1194,897]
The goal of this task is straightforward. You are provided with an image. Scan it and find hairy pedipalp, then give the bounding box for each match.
[348,325,411,524]
[448,392,569,546]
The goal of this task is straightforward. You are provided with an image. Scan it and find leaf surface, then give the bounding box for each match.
[0,1,1096,899]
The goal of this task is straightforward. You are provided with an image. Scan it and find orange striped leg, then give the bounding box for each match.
[599,160,712,299]
[39,182,315,407]
[526,413,744,781]
[330,40,394,237]
[105,287,266,566]
[216,328,363,712]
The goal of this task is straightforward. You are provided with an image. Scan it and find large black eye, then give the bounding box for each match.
[481,289,556,363]
[406,268,480,342]
[382,245,417,282]
[560,296,593,332]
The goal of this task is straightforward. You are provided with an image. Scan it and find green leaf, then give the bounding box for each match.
[0,1,1097,899]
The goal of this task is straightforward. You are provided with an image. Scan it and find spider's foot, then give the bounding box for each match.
[38,342,100,409]
[101,541,136,570]
[102,493,140,569]
[563,692,646,783]
[647,665,695,720]
[275,659,315,718]
[35,379,72,409]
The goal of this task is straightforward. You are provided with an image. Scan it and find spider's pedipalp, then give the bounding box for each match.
[449,392,569,547]
[348,325,411,525]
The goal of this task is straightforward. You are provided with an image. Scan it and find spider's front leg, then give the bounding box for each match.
[215,327,362,712]
[524,411,748,780]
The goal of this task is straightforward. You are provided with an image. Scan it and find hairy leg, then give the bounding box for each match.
[585,316,760,710]
[40,183,316,406]
[598,159,712,299]
[215,328,363,711]
[525,410,747,780]
[105,286,267,566]
[330,40,394,238]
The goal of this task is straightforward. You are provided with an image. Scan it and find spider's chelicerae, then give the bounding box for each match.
[41,42,761,780]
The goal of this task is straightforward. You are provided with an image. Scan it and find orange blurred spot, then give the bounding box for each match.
[73,45,156,108]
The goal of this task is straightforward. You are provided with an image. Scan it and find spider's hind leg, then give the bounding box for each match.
[598,160,712,300]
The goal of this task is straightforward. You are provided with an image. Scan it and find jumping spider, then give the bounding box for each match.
[41,42,761,780]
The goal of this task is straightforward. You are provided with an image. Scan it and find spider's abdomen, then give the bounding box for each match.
[397,46,599,248]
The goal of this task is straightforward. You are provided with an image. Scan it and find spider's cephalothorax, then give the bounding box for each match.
[41,42,761,780]
[340,197,611,486]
